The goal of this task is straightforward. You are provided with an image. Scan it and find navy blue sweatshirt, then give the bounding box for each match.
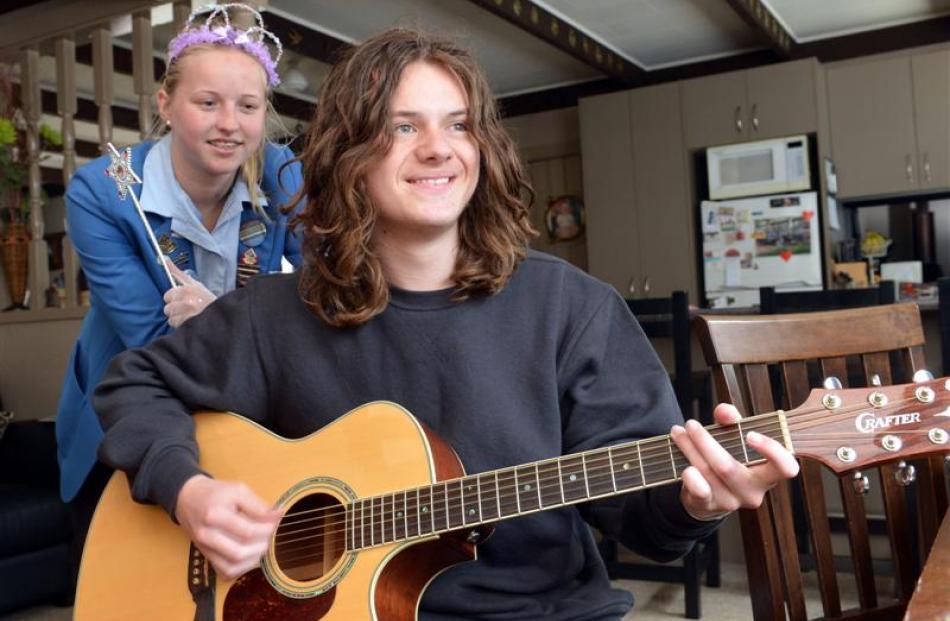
[95,251,720,620]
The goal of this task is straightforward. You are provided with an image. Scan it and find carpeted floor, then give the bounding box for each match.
[1,561,884,621]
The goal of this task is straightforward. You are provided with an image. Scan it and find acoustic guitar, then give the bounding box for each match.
[75,378,950,620]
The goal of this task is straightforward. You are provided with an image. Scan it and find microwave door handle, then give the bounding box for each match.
[734,106,743,133]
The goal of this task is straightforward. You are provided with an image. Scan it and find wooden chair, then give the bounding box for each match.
[695,304,948,621]
[759,282,895,315]
[598,291,720,619]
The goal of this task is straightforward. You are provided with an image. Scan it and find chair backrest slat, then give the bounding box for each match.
[837,472,877,610]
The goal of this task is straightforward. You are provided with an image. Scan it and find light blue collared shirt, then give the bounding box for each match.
[139,135,266,297]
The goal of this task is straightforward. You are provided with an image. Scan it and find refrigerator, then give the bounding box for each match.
[700,191,823,308]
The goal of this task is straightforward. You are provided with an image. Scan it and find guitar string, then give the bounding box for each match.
[271,419,788,556]
[273,393,943,553]
[275,421,939,556]
[273,414,786,539]
[275,389,923,535]
[269,392,944,553]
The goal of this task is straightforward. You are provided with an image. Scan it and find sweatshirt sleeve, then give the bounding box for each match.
[557,289,723,562]
[93,282,270,518]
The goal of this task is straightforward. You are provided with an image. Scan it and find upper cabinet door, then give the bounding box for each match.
[579,91,640,294]
[912,50,950,190]
[629,83,696,300]
[745,59,818,140]
[681,71,748,149]
[827,57,919,199]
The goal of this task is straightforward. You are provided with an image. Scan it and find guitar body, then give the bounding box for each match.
[75,402,474,621]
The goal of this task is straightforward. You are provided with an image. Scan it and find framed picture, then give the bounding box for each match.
[544,195,585,242]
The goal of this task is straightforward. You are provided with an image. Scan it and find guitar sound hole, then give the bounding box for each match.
[273,492,346,582]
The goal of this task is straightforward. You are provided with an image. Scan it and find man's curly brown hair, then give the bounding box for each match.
[290,27,536,327]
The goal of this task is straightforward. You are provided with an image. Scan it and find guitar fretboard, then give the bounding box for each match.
[346,412,787,551]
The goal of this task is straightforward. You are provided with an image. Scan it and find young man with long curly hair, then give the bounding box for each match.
[94,27,797,620]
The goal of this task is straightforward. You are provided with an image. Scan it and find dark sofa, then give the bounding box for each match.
[0,420,73,614]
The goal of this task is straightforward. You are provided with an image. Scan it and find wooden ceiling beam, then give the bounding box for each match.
[466,0,642,85]
[261,9,352,66]
[724,0,796,59]
[793,13,950,62]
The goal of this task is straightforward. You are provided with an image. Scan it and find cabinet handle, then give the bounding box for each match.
[905,154,915,183]
[642,276,651,296]
[750,103,759,131]
[923,153,931,182]
[627,277,637,297]
[734,106,743,133]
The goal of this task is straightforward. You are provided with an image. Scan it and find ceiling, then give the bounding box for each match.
[4,0,950,167]
[260,0,950,102]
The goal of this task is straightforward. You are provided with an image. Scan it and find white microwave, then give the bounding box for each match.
[706,135,811,200]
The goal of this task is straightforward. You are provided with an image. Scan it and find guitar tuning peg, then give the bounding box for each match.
[852,471,871,495]
[913,370,935,383]
[895,460,916,486]
[870,374,882,387]
[823,376,843,390]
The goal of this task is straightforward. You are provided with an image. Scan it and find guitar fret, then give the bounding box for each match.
[581,454,590,498]
[587,450,614,497]
[402,490,409,540]
[497,469,517,517]
[667,437,677,479]
[538,461,562,507]
[446,480,464,529]
[534,463,543,507]
[361,499,368,549]
[512,469,522,513]
[347,503,354,551]
[612,445,643,490]
[493,471,502,519]
[556,459,566,503]
[393,492,404,542]
[476,476,483,522]
[418,487,433,536]
[607,447,618,492]
[560,455,587,502]
[382,495,392,543]
[515,466,540,512]
[479,473,499,521]
[736,420,750,464]
[636,442,645,485]
[431,483,446,532]
[463,479,479,525]
[406,490,418,539]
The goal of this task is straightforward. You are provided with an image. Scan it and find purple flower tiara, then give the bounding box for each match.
[167,3,283,87]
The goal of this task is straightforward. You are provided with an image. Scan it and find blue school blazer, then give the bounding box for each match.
[56,140,304,501]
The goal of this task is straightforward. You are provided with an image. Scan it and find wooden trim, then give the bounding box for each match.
[466,0,642,84]
[794,14,950,63]
[724,0,795,58]
[500,15,950,116]
[261,9,352,66]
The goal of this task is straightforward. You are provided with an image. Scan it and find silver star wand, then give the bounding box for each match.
[105,143,177,289]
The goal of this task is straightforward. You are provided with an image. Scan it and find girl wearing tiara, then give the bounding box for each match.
[54,3,301,582]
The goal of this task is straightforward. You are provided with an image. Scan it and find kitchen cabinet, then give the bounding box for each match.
[580,83,696,300]
[681,58,819,148]
[826,49,949,199]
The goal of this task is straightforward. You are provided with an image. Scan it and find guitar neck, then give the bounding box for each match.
[346,411,789,550]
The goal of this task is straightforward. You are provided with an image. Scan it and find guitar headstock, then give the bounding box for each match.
[785,377,950,472]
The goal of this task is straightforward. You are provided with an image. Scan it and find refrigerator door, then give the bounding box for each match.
[701,192,822,308]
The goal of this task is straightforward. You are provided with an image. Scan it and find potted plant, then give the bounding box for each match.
[0,63,61,310]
